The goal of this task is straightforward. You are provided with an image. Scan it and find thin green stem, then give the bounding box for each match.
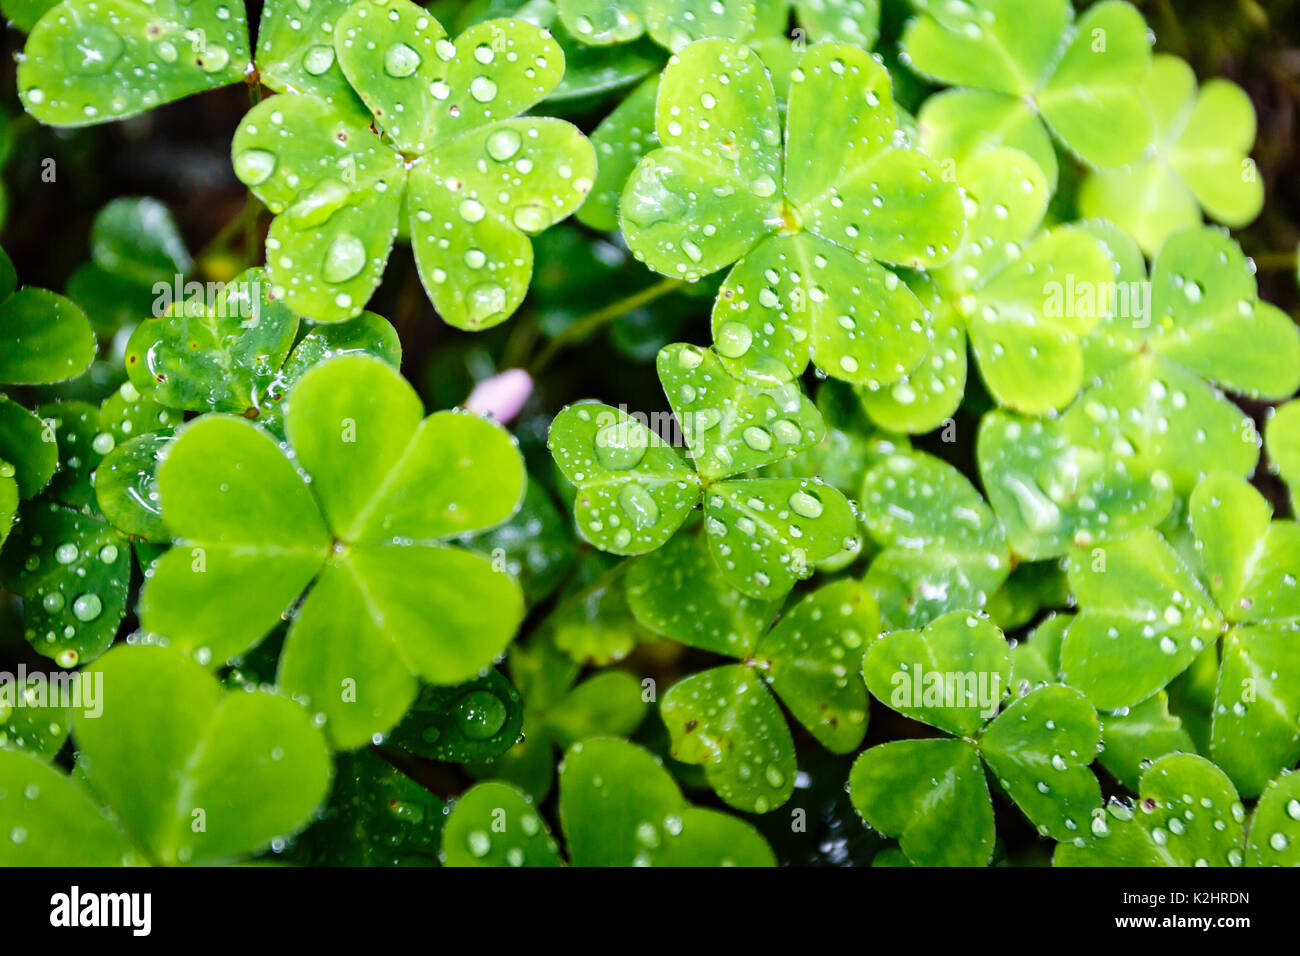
[528,278,685,376]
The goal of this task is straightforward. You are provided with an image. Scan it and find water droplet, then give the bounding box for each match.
[322,233,366,283]
[91,432,115,456]
[594,422,647,471]
[486,128,522,162]
[54,543,78,565]
[617,484,659,529]
[197,45,231,74]
[715,321,753,359]
[456,690,507,740]
[788,490,823,519]
[303,44,336,75]
[742,426,772,452]
[470,76,497,102]
[512,204,549,233]
[72,594,102,622]
[383,42,421,77]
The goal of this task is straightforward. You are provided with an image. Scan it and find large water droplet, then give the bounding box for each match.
[322,233,367,283]
[72,594,102,622]
[788,490,823,519]
[383,42,421,77]
[303,44,336,75]
[617,483,659,529]
[486,128,522,162]
[715,321,753,359]
[594,422,647,471]
[456,691,506,740]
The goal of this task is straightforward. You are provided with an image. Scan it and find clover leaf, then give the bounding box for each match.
[859,148,1115,425]
[557,0,783,52]
[1268,400,1300,507]
[851,611,1102,865]
[0,644,330,865]
[1061,472,1300,796]
[0,674,72,761]
[620,39,963,386]
[468,632,647,799]
[285,748,446,866]
[859,449,1010,629]
[18,0,252,125]
[904,0,1152,179]
[138,353,527,748]
[0,500,130,667]
[233,1,596,326]
[125,267,400,432]
[1008,613,1197,792]
[977,404,1174,560]
[633,535,874,812]
[1074,226,1300,496]
[385,668,524,763]
[549,342,858,598]
[0,247,95,387]
[1079,55,1263,255]
[1055,754,1300,867]
[443,737,775,865]
[542,552,656,665]
[558,0,878,52]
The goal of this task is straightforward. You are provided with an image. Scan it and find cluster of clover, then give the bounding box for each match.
[1,0,1299,867]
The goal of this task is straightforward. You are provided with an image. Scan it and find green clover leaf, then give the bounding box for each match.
[0,674,72,761]
[468,632,647,800]
[903,0,1153,175]
[447,737,774,866]
[256,0,369,121]
[850,737,994,866]
[558,0,785,52]
[577,74,660,232]
[285,748,446,866]
[859,449,1010,629]
[1062,472,1300,796]
[859,148,1115,425]
[125,268,400,432]
[94,432,174,541]
[0,644,330,866]
[138,354,527,748]
[632,535,874,811]
[18,0,253,126]
[385,668,524,763]
[550,342,858,598]
[621,39,962,386]
[1054,754,1300,867]
[0,253,95,387]
[0,500,129,667]
[627,526,782,657]
[1079,55,1264,255]
[853,610,1102,863]
[1267,400,1300,507]
[977,406,1174,560]
[1075,226,1300,495]
[233,2,595,327]
[548,401,702,556]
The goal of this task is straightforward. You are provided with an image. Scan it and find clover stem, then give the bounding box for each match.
[196,193,265,274]
[527,278,686,376]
